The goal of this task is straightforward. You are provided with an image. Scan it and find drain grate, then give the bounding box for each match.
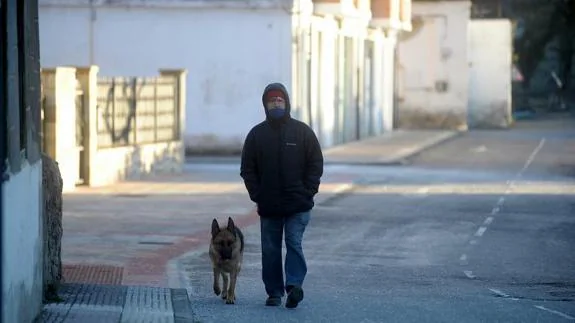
[63,264,124,285]
[113,194,149,198]
[138,241,175,246]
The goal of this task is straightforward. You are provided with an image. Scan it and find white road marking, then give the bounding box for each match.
[417,187,429,194]
[334,183,355,195]
[534,305,575,320]
[471,145,487,153]
[520,138,546,174]
[459,138,546,282]
[475,226,487,237]
[489,288,510,297]
[464,270,476,279]
[489,288,519,301]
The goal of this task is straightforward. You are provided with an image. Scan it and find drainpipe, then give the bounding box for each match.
[89,0,95,64]
[0,1,7,178]
[0,0,6,298]
[392,38,399,129]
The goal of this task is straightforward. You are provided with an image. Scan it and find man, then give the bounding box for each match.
[240,82,324,309]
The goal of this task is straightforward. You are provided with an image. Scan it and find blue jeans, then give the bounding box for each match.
[260,211,311,298]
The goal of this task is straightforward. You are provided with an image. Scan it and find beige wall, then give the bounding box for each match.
[467,19,513,128]
[91,141,183,187]
[41,66,186,190]
[41,67,81,192]
[397,0,471,130]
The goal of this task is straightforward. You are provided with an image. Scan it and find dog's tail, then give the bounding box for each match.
[235,227,245,253]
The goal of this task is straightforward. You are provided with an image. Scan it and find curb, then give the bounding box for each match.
[399,130,464,164]
[324,131,463,166]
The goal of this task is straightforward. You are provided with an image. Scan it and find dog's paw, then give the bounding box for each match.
[225,294,235,304]
[213,285,221,296]
[221,291,228,300]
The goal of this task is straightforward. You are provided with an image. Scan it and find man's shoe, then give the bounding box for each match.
[285,286,304,309]
[265,296,282,306]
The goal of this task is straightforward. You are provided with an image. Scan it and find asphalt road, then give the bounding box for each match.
[180,116,575,323]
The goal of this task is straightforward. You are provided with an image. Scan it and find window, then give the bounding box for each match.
[17,0,26,154]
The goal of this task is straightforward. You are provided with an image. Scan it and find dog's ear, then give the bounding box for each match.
[211,219,220,237]
[227,217,236,231]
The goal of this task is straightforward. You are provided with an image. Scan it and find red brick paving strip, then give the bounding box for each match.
[63,264,124,285]
[122,208,259,286]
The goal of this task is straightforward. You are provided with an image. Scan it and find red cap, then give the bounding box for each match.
[265,90,285,101]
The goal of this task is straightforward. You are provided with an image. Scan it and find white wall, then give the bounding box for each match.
[397,0,471,130]
[39,4,293,153]
[2,161,44,323]
[468,19,512,128]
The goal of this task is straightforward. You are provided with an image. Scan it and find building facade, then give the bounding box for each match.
[1,0,45,321]
[38,0,412,153]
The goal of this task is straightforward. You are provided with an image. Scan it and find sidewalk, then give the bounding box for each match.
[38,168,357,322]
[187,130,460,165]
[322,130,460,165]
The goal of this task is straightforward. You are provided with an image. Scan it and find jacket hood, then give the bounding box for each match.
[262,82,291,121]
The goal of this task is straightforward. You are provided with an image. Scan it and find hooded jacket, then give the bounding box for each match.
[240,83,324,217]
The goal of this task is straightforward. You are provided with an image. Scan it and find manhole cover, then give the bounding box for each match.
[63,264,124,285]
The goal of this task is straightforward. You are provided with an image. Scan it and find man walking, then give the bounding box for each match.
[240,82,324,308]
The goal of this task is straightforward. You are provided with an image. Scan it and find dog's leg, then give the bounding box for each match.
[221,272,229,300]
[212,267,221,296]
[226,268,240,304]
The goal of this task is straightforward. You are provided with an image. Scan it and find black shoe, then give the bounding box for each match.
[265,296,282,306]
[285,286,304,309]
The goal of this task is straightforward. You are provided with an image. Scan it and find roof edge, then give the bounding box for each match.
[39,0,295,10]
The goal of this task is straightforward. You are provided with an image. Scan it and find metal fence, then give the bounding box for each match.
[96,76,180,148]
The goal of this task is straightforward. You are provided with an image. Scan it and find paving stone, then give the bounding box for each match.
[123,286,174,313]
[171,288,196,322]
[119,312,175,323]
[37,305,70,323]
[60,284,127,307]
[65,306,123,323]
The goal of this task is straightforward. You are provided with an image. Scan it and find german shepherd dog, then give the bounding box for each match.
[209,217,245,304]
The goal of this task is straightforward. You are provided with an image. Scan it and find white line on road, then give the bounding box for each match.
[464,270,476,279]
[475,226,487,237]
[520,138,546,175]
[489,288,510,297]
[334,183,355,195]
[460,138,547,284]
[534,305,575,320]
[417,187,429,194]
[489,288,519,301]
